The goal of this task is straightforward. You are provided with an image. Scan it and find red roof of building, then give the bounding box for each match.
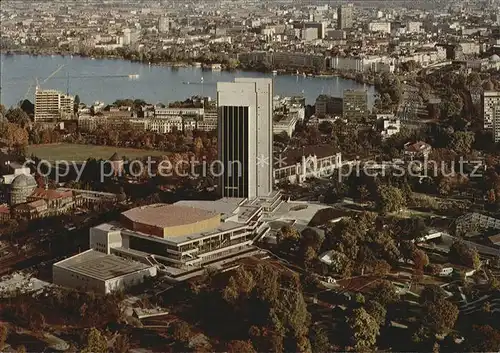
[404,141,431,153]
[30,188,73,200]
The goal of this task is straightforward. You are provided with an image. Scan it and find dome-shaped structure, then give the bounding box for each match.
[11,174,37,188]
[490,54,500,62]
[10,174,37,206]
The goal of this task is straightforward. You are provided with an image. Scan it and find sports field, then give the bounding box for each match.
[26,144,169,162]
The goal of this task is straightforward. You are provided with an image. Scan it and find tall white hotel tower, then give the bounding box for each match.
[217,78,273,199]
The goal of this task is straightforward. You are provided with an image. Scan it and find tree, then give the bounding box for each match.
[303,246,317,268]
[466,325,500,352]
[348,307,380,351]
[309,326,330,353]
[357,184,370,203]
[371,259,391,277]
[412,249,429,271]
[300,228,324,253]
[424,300,458,335]
[444,93,463,118]
[5,107,30,126]
[16,346,26,353]
[420,285,447,304]
[278,225,300,249]
[376,185,406,214]
[448,131,474,155]
[74,95,81,113]
[112,334,130,353]
[449,241,481,269]
[227,340,257,353]
[0,323,7,349]
[171,321,192,343]
[371,280,398,305]
[81,328,107,353]
[365,300,387,326]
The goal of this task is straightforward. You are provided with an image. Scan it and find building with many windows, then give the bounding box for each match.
[217,78,273,199]
[315,95,343,116]
[337,4,354,29]
[343,89,368,122]
[274,146,342,185]
[494,104,500,142]
[86,200,269,272]
[484,91,500,133]
[34,88,74,122]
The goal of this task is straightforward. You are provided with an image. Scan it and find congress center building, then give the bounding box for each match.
[89,199,270,270]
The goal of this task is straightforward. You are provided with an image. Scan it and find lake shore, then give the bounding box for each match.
[0,48,375,85]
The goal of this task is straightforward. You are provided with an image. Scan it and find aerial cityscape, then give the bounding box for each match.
[1,0,500,352]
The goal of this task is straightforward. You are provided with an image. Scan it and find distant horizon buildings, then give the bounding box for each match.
[158,16,171,33]
[34,88,74,122]
[217,78,274,199]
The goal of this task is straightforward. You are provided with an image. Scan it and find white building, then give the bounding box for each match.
[147,116,183,133]
[329,55,395,73]
[217,78,273,199]
[273,113,299,136]
[274,146,342,184]
[368,22,391,34]
[158,17,170,33]
[406,21,422,33]
[154,107,204,119]
[379,114,400,139]
[484,91,500,131]
[494,105,500,143]
[123,28,132,46]
[86,201,270,274]
[52,249,157,294]
[34,89,74,122]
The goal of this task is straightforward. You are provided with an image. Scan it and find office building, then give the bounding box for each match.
[343,89,368,122]
[301,27,319,41]
[484,91,500,130]
[368,22,391,34]
[493,104,500,142]
[315,95,343,116]
[123,28,131,45]
[34,89,74,122]
[337,4,354,29]
[217,78,273,199]
[158,17,170,33]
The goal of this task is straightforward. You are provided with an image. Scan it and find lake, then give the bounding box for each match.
[0,54,375,108]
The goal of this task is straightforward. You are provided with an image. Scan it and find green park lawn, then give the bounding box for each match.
[26,143,168,162]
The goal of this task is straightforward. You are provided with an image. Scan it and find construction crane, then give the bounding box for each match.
[19,64,65,107]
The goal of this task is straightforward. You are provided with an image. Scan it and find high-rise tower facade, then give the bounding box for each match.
[484,91,500,131]
[337,4,354,29]
[217,78,273,199]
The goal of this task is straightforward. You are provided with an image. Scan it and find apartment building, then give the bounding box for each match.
[34,89,74,122]
[343,89,368,122]
[484,91,500,131]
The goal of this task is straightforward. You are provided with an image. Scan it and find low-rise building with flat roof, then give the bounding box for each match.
[52,249,157,294]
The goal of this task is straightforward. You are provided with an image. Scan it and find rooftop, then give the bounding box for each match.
[122,204,219,229]
[280,145,339,167]
[30,188,73,200]
[54,250,152,281]
[174,198,244,217]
